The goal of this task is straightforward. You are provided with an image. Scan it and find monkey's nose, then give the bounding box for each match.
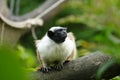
[61,33,67,38]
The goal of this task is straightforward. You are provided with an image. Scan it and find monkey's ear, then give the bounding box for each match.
[47,31,54,38]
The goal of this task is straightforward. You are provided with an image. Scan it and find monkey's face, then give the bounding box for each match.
[47,27,67,43]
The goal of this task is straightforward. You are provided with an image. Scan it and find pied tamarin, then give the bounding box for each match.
[36,26,77,73]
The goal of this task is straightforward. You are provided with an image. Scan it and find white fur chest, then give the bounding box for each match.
[36,35,74,64]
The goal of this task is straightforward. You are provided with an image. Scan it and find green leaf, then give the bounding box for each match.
[0,45,28,80]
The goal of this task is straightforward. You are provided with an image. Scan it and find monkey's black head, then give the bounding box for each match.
[47,26,67,44]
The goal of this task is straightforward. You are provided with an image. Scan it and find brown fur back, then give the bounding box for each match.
[67,32,77,60]
[67,32,75,41]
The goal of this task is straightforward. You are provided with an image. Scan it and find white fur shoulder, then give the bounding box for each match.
[36,34,74,63]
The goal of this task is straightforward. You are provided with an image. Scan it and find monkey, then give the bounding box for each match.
[36,26,77,73]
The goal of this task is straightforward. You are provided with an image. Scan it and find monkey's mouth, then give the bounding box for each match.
[55,39,66,44]
[54,34,67,43]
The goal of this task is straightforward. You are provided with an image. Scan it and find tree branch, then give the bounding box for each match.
[0,13,43,29]
[0,0,10,17]
[10,0,67,21]
[32,51,120,80]
[0,0,67,29]
[0,0,68,46]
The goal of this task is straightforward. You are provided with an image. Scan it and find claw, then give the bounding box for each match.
[54,63,63,71]
[40,67,51,73]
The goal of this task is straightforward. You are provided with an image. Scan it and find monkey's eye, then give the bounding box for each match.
[59,29,63,31]
[48,31,54,37]
[59,28,67,31]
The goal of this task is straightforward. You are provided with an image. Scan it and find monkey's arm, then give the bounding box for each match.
[36,51,43,71]
[37,51,42,66]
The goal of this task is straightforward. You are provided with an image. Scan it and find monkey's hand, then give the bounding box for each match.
[40,67,52,73]
[54,63,63,71]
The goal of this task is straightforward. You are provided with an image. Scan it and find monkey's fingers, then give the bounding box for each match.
[40,67,51,73]
[54,63,63,71]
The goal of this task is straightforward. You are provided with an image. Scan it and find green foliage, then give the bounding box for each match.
[111,76,120,80]
[96,60,115,80]
[8,0,120,79]
[16,44,37,68]
[7,0,44,15]
[0,45,28,80]
[56,0,120,79]
[55,0,120,62]
[19,0,44,15]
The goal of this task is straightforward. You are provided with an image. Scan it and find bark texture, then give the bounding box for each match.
[32,51,120,80]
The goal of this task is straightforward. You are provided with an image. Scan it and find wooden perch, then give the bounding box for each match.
[0,13,43,29]
[0,0,66,29]
[32,51,120,80]
[10,0,67,21]
[0,0,67,46]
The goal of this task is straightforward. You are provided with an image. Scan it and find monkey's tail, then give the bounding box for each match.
[31,27,38,40]
[31,27,41,47]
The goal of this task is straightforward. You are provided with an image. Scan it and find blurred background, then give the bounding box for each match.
[0,0,120,80]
